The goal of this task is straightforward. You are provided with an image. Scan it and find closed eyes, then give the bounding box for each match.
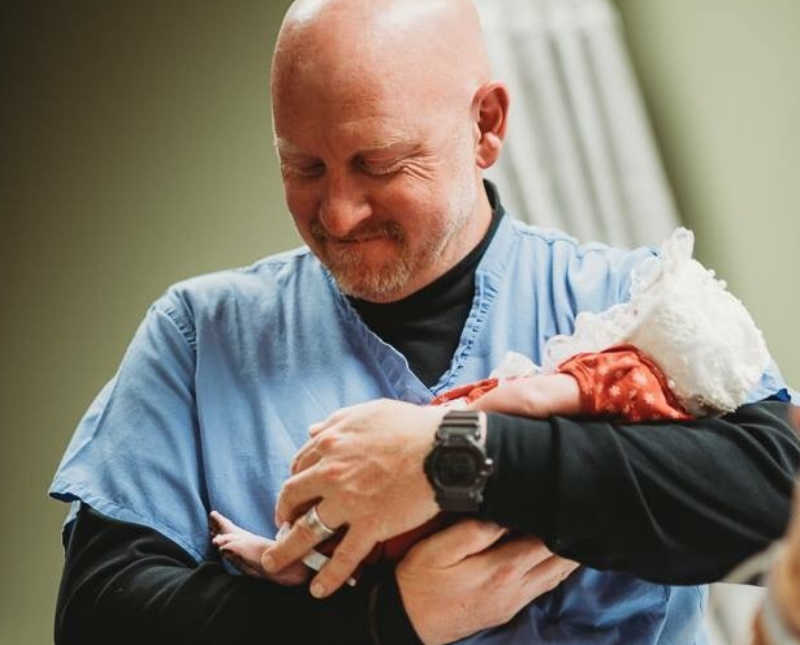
[357,158,403,176]
[282,158,403,179]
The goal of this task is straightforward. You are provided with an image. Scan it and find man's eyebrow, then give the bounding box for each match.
[359,141,422,157]
[275,138,309,157]
[275,138,422,159]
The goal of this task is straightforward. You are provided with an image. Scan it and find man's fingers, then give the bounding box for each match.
[274,466,327,525]
[290,440,322,475]
[292,422,347,474]
[521,555,580,595]
[308,404,358,437]
[308,421,326,436]
[481,535,554,571]
[265,500,341,573]
[261,520,317,575]
[405,519,507,568]
[309,529,374,598]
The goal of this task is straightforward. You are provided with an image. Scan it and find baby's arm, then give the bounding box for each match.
[461,373,583,418]
[209,511,311,585]
[463,346,690,423]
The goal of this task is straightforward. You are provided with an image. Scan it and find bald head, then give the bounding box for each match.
[272,0,492,116]
[270,0,509,302]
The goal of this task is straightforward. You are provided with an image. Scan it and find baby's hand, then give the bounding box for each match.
[467,374,581,418]
[209,511,312,586]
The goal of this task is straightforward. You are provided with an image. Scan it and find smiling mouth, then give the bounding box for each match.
[311,219,405,248]
[331,236,390,244]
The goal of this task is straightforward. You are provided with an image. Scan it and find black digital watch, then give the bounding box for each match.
[423,410,494,513]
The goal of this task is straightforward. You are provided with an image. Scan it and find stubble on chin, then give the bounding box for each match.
[308,194,473,301]
[308,218,413,300]
[317,239,417,301]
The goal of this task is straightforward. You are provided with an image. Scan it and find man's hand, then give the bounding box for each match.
[263,399,446,597]
[466,374,581,417]
[396,519,579,645]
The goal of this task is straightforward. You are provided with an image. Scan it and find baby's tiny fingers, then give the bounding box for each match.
[212,533,234,548]
[209,510,239,535]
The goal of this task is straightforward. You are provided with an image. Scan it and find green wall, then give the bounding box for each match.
[614,0,800,386]
[2,1,798,643]
[2,3,293,642]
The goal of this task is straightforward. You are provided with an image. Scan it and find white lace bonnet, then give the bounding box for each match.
[495,229,770,416]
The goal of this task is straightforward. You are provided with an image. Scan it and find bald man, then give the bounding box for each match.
[51,1,799,644]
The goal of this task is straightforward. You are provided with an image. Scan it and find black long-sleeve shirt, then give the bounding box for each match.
[56,505,417,645]
[483,402,799,583]
[55,186,800,643]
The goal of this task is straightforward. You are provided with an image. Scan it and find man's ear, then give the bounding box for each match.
[472,82,510,169]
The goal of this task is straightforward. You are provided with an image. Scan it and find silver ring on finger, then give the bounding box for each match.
[303,504,336,541]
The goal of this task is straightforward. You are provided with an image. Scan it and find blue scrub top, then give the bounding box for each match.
[50,215,790,644]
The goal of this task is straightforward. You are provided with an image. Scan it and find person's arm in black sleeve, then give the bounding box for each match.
[479,400,800,584]
[55,505,421,645]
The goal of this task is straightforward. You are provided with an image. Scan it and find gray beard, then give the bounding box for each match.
[319,238,424,301]
[308,180,476,301]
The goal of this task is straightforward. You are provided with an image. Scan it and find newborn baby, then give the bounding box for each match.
[210,228,770,583]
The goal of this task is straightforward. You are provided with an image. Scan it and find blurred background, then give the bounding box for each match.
[1,1,798,642]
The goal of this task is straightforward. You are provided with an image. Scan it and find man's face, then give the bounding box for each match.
[273,70,480,302]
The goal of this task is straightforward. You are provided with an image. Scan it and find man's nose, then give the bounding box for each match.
[318,173,372,239]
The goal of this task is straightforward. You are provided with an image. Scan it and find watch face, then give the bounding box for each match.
[438,448,480,487]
